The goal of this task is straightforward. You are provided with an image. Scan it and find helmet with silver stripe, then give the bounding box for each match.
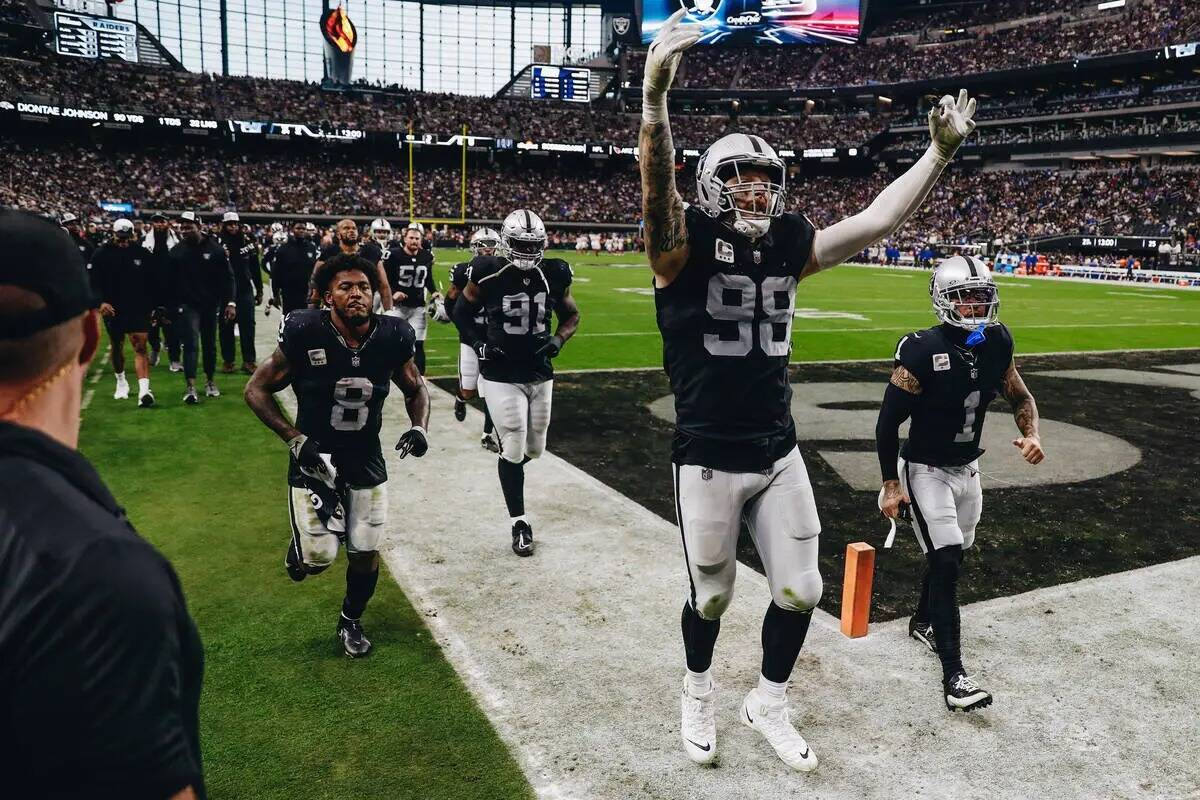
[695,132,786,241]
[930,255,1000,329]
[500,210,546,270]
[369,218,392,243]
[469,227,501,256]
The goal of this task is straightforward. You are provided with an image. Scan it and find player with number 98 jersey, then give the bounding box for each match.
[278,308,415,488]
[467,253,574,384]
[656,204,815,472]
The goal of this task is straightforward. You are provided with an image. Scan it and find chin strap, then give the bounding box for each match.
[730,215,770,241]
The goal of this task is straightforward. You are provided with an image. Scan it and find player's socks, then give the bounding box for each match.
[916,566,932,621]
[681,600,721,673]
[497,458,525,517]
[414,342,426,375]
[483,408,494,434]
[926,545,965,682]
[342,563,380,621]
[686,668,713,697]
[760,602,813,683]
[138,377,150,395]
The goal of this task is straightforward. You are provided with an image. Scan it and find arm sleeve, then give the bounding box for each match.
[424,258,437,294]
[218,245,235,305]
[11,540,203,796]
[811,145,950,270]
[876,383,918,483]
[452,288,483,347]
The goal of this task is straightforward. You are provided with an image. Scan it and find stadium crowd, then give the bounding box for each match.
[886,111,1200,150]
[869,0,1085,38]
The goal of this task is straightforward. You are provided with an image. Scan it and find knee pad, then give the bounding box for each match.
[961,527,976,551]
[498,431,526,463]
[692,587,733,621]
[771,570,823,612]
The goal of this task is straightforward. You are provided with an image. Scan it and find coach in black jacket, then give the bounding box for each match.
[270,221,320,313]
[216,212,263,374]
[169,211,235,405]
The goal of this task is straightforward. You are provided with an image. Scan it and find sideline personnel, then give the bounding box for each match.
[0,209,205,799]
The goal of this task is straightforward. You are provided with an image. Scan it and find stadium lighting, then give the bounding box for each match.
[1096,0,1126,9]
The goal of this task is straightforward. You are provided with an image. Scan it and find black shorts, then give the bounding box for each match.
[105,310,151,335]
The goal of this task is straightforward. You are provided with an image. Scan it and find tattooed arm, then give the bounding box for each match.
[640,9,699,288]
[876,366,922,517]
[1001,361,1045,464]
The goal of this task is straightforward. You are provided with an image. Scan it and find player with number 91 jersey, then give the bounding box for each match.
[467,254,573,384]
[655,204,816,472]
[278,309,416,487]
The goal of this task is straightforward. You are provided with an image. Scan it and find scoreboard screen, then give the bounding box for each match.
[55,12,139,62]
[638,0,863,46]
[530,65,591,103]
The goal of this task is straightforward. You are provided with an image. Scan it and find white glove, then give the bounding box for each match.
[928,88,977,163]
[642,8,702,125]
[430,298,450,323]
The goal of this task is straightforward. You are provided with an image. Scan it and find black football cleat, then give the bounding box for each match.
[454,396,467,422]
[909,616,937,653]
[284,541,307,582]
[511,520,535,557]
[336,615,373,658]
[944,672,993,713]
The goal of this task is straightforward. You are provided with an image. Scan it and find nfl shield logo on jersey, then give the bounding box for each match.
[307,348,327,366]
[715,239,735,264]
[752,250,762,264]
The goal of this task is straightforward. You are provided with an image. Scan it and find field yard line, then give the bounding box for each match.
[841,262,1200,291]
[567,321,1200,338]
[81,346,110,413]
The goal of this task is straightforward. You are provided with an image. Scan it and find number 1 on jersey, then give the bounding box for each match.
[954,390,981,442]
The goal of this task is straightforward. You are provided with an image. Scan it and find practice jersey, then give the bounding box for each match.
[468,255,573,384]
[450,261,487,344]
[655,206,816,472]
[385,244,435,308]
[894,322,1015,467]
[279,309,416,487]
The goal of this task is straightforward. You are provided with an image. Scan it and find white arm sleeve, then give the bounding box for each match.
[810,145,950,270]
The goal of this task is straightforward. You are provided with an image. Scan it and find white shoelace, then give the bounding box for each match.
[952,674,983,693]
[682,689,715,739]
[754,703,809,757]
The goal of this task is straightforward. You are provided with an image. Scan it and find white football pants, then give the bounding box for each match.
[287,483,388,568]
[898,458,982,553]
[484,378,552,464]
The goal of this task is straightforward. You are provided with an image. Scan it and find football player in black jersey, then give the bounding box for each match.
[641,10,977,770]
[876,256,1044,713]
[451,210,580,557]
[311,218,392,314]
[384,224,439,375]
[445,227,501,450]
[244,253,430,658]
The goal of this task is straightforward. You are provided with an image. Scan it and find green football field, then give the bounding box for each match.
[77,252,1200,799]
[421,251,1200,377]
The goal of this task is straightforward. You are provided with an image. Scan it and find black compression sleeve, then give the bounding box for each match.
[876,382,918,482]
[451,292,482,347]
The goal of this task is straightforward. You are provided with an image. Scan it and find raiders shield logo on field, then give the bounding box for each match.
[307,348,328,366]
[612,15,630,35]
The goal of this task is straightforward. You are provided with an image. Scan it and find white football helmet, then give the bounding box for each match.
[272,230,288,247]
[469,227,501,256]
[369,218,392,243]
[500,210,547,270]
[270,221,284,233]
[695,133,786,241]
[930,256,1000,329]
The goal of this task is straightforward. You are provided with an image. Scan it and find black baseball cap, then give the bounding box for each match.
[150,212,168,222]
[0,209,98,339]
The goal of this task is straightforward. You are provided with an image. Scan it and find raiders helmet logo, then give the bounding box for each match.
[679,0,717,19]
[932,353,951,371]
[308,348,328,366]
[612,15,631,35]
[715,239,735,264]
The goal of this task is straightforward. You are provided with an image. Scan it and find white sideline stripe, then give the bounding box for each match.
[80,347,110,413]
[562,321,1200,337]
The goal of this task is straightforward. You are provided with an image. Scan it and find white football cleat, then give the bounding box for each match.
[138,390,155,408]
[113,373,130,400]
[740,688,818,772]
[205,380,221,398]
[680,677,717,765]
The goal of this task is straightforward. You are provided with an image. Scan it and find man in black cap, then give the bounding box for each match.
[144,212,182,372]
[169,211,235,405]
[91,218,159,407]
[217,211,263,375]
[0,209,206,798]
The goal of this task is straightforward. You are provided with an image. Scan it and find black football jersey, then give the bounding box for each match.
[469,255,573,384]
[385,244,435,308]
[450,261,487,344]
[895,322,1015,467]
[279,309,416,487]
[359,240,384,265]
[655,206,816,472]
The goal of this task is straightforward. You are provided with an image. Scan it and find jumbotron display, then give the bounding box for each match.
[638,0,862,45]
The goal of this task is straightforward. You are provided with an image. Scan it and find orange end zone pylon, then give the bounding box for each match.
[840,542,875,638]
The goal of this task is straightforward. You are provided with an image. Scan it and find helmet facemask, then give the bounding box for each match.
[932,280,1000,329]
[470,231,501,257]
[713,160,785,240]
[503,232,546,270]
